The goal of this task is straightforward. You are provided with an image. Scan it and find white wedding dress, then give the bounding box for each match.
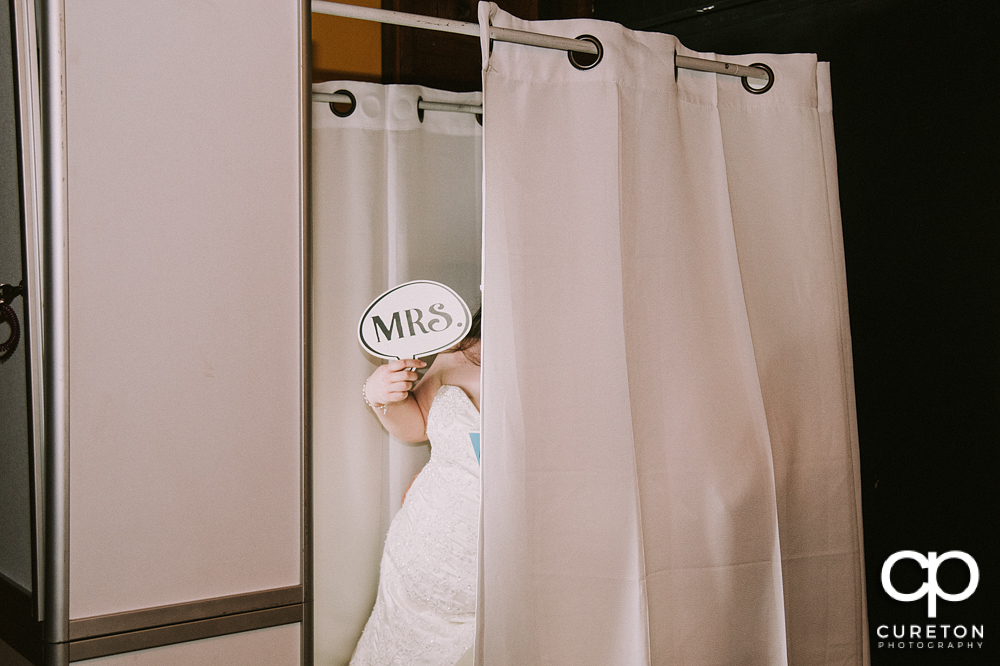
[350,385,481,666]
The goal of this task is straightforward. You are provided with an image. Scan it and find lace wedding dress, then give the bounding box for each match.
[350,385,481,666]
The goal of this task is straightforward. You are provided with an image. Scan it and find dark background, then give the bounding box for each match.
[383,1,999,663]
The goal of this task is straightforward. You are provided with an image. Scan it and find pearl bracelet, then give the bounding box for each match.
[363,381,387,415]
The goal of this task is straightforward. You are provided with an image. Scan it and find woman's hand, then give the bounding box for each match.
[364,359,427,408]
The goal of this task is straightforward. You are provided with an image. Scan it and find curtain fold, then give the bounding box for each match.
[477,4,867,665]
[311,81,482,665]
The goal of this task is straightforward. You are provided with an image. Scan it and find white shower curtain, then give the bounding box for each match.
[477,4,867,665]
[311,80,483,665]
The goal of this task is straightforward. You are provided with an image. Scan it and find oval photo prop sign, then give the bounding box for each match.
[358,280,472,360]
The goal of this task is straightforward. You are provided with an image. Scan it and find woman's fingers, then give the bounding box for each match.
[389,358,426,372]
[366,359,424,408]
[381,368,417,383]
[386,361,420,382]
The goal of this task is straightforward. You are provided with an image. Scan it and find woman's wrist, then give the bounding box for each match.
[363,379,388,415]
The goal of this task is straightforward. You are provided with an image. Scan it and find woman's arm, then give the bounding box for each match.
[363,354,450,442]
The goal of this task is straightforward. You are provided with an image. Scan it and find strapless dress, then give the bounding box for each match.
[350,384,481,666]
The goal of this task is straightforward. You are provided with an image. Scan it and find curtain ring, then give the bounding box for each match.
[0,301,19,360]
[741,63,774,94]
[568,35,603,71]
[329,89,357,117]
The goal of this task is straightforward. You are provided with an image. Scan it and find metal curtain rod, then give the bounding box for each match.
[313,91,483,115]
[311,0,771,82]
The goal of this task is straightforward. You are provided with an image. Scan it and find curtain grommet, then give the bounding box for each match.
[417,96,424,123]
[329,89,357,117]
[741,63,774,94]
[568,35,603,71]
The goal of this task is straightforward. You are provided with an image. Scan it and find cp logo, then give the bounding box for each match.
[881,551,979,617]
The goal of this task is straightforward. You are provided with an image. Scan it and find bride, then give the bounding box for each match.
[351,309,481,666]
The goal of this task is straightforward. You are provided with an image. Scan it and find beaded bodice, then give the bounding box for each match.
[424,384,481,479]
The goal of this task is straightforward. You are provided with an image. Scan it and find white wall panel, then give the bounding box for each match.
[65,0,302,619]
[73,624,301,666]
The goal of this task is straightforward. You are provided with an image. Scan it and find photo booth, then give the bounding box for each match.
[0,1,867,664]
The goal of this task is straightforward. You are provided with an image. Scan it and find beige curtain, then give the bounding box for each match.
[477,4,868,665]
[311,81,482,665]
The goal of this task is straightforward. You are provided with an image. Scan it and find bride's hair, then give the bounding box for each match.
[448,305,481,366]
